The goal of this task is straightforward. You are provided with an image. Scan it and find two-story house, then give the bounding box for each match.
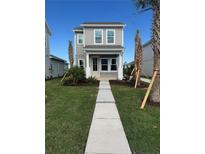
[73,22,125,80]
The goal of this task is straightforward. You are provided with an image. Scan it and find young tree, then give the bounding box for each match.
[134,0,160,103]
[68,40,74,67]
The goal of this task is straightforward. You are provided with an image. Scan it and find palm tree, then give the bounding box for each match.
[134,0,160,103]
[135,29,143,86]
[68,40,74,67]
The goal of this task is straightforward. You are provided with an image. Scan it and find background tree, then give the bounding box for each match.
[135,29,143,86]
[68,40,74,67]
[133,0,160,103]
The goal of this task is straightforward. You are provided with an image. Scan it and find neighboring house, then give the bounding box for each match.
[126,40,153,77]
[49,55,67,78]
[45,21,68,79]
[45,22,51,79]
[73,22,125,80]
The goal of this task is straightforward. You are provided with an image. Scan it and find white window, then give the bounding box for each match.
[101,59,108,71]
[77,33,84,45]
[111,58,117,71]
[78,59,84,69]
[106,29,115,44]
[94,29,103,44]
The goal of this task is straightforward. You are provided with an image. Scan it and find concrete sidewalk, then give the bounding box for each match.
[85,80,132,154]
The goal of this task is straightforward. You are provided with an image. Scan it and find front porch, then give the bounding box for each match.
[85,53,123,80]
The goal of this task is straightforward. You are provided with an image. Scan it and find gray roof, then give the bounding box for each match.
[73,26,83,31]
[73,22,125,31]
[82,22,125,25]
[126,39,152,66]
[45,21,52,35]
[49,55,67,62]
[143,39,152,47]
[84,45,124,49]
[126,61,134,66]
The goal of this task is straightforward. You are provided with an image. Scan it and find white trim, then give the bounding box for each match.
[77,33,84,45]
[118,53,123,80]
[84,48,123,51]
[100,58,109,72]
[74,33,76,51]
[73,29,83,32]
[81,24,125,27]
[85,51,122,55]
[122,29,124,46]
[74,34,77,66]
[94,29,103,45]
[110,58,117,71]
[83,28,85,47]
[99,58,118,72]
[106,29,115,45]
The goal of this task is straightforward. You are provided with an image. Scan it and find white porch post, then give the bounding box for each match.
[86,53,91,78]
[118,53,123,80]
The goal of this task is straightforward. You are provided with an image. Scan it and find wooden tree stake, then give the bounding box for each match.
[140,70,158,109]
[61,71,68,82]
[131,67,135,76]
[134,69,140,88]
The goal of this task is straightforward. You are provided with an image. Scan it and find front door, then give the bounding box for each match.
[91,57,100,79]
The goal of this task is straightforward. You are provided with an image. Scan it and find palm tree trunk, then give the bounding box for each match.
[150,4,160,103]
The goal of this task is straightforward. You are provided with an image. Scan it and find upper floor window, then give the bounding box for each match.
[106,29,115,44]
[94,29,103,44]
[77,33,84,45]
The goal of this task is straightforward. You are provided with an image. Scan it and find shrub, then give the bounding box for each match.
[86,76,98,84]
[123,64,134,81]
[63,66,86,85]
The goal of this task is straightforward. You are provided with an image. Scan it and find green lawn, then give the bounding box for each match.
[111,84,160,154]
[45,79,98,154]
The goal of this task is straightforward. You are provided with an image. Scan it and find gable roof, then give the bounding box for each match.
[143,40,152,47]
[73,26,83,32]
[126,39,152,65]
[49,55,67,63]
[82,22,125,25]
[73,22,125,32]
[45,21,52,35]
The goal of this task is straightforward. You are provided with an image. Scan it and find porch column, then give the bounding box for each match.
[86,53,91,78]
[118,53,123,80]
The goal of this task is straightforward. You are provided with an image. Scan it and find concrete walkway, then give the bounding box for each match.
[85,80,132,154]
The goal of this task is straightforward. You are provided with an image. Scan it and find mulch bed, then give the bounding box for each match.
[146,98,160,107]
[109,80,149,88]
[63,80,99,86]
[109,80,131,86]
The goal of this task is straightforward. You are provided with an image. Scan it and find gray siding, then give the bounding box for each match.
[84,27,123,46]
[50,59,65,78]
[142,43,153,77]
[45,24,51,79]
[75,32,86,66]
